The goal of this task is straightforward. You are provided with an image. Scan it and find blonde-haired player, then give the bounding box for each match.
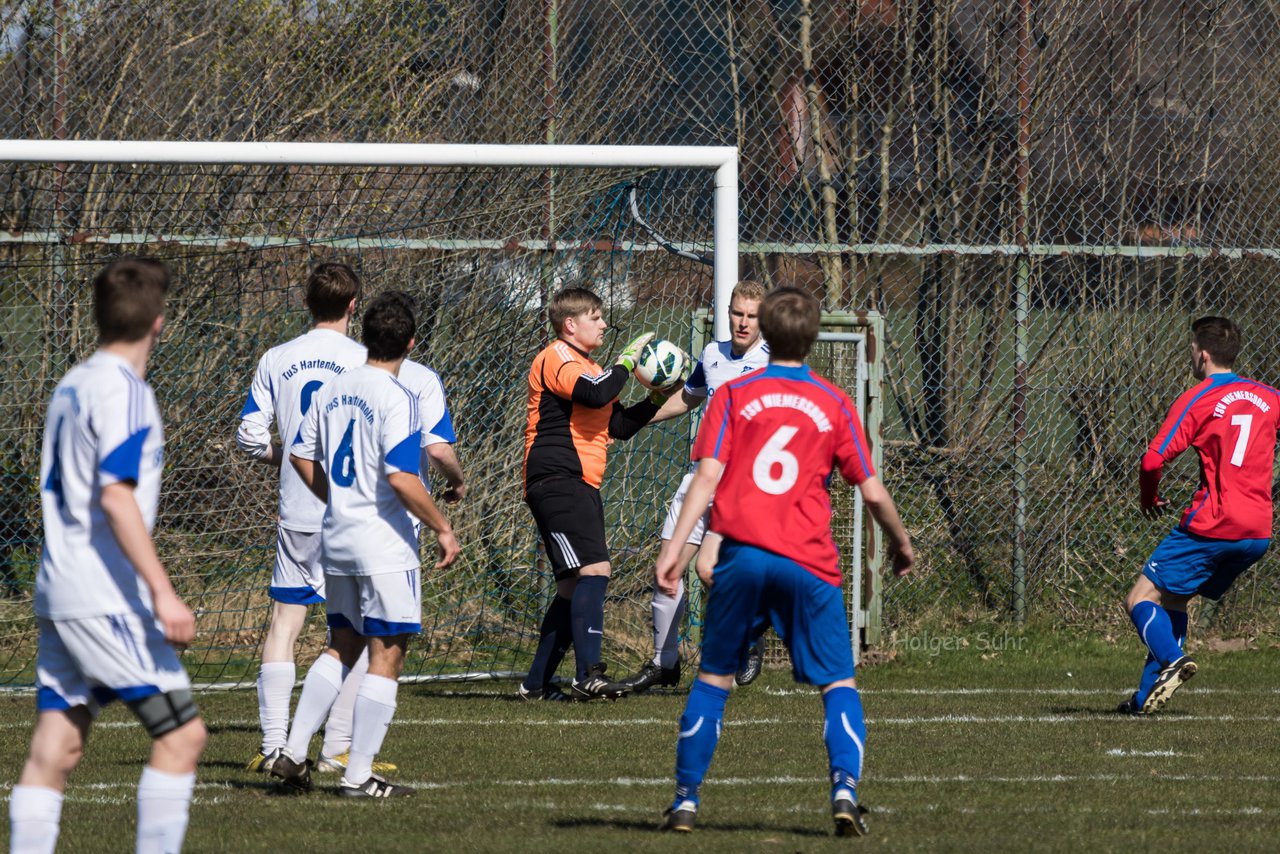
[620,281,770,693]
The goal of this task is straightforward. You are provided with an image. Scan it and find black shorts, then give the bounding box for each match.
[525,477,609,580]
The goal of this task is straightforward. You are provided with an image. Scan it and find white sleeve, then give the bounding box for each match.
[235,355,276,460]
[417,371,456,448]
[382,393,422,476]
[291,396,322,462]
[95,375,156,486]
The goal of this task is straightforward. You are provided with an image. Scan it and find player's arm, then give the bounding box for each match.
[289,402,327,501]
[646,388,704,425]
[657,382,730,593]
[1140,392,1199,518]
[607,396,665,440]
[545,333,652,409]
[656,457,723,594]
[426,443,466,503]
[419,376,466,502]
[235,358,282,466]
[99,482,195,646]
[388,472,461,568]
[835,398,914,576]
[609,364,696,439]
[290,454,328,503]
[648,355,707,426]
[858,476,915,577]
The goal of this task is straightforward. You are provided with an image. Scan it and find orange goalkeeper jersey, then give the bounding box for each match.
[524,340,618,489]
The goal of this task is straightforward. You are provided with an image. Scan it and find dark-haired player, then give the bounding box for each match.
[271,292,460,797]
[236,263,372,774]
[1120,316,1278,714]
[655,287,914,836]
[11,258,208,853]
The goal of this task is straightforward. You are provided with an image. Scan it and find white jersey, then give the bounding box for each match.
[684,338,770,400]
[293,364,422,576]
[36,351,165,620]
[398,359,456,462]
[237,328,366,533]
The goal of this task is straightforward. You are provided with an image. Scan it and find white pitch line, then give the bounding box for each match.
[1105,748,1187,757]
[3,712,1279,732]
[8,772,1280,800]
[765,687,1280,697]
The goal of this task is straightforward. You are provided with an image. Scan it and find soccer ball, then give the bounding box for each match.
[633,338,689,390]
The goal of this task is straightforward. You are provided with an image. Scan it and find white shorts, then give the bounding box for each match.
[270,528,325,605]
[325,570,422,637]
[660,472,713,545]
[36,614,191,715]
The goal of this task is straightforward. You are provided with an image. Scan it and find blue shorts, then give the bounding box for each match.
[700,540,854,686]
[1142,527,1270,599]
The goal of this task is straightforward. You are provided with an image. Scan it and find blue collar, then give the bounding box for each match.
[763,364,810,379]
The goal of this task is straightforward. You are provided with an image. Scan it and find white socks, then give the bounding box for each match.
[136,766,195,854]
[10,773,195,854]
[322,647,371,757]
[9,785,62,854]
[344,674,398,786]
[256,661,295,753]
[652,579,686,669]
[285,654,348,760]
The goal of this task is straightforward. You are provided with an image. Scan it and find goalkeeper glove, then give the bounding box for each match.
[615,332,655,372]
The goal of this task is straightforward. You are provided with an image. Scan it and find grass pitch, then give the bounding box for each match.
[3,628,1280,852]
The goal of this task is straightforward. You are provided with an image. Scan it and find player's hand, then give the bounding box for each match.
[434,529,461,568]
[694,534,720,589]
[442,482,466,503]
[695,559,715,590]
[889,541,915,577]
[647,381,683,405]
[1142,496,1171,520]
[655,550,683,596]
[615,332,655,372]
[154,590,196,649]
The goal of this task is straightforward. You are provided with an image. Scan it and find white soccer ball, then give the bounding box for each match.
[633,338,689,390]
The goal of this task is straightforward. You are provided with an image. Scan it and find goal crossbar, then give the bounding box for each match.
[0,140,740,339]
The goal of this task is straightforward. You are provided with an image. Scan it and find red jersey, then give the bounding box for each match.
[692,364,875,586]
[1142,372,1280,540]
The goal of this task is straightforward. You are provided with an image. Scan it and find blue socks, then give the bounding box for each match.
[823,686,866,795]
[672,679,730,807]
[524,595,572,692]
[1134,609,1188,706]
[1129,601,1183,665]
[571,576,609,680]
[669,681,868,810]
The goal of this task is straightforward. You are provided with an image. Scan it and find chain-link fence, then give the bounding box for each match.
[1,1,1278,685]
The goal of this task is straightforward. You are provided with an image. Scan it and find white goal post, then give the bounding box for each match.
[0,140,740,339]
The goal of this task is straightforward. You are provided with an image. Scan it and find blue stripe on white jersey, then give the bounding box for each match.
[238,328,366,533]
[685,339,770,400]
[396,359,457,488]
[296,364,423,576]
[36,351,166,620]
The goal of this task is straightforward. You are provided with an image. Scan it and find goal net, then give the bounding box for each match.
[0,142,740,687]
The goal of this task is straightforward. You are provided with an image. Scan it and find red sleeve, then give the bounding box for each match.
[835,396,875,485]
[1139,449,1165,509]
[1147,385,1205,462]
[1140,385,1203,508]
[692,385,733,462]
